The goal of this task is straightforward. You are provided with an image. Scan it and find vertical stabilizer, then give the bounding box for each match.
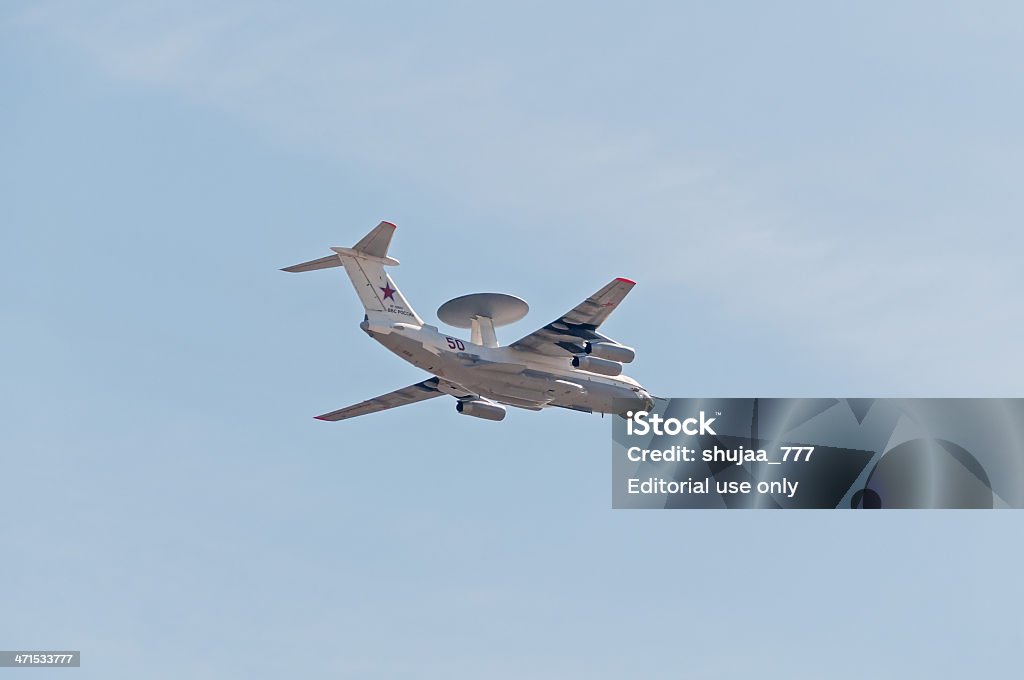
[333,251,423,325]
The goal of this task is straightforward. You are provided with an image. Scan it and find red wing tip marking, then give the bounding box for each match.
[313,416,332,421]
[615,277,636,285]
[381,221,397,229]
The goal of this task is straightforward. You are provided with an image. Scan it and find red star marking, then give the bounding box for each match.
[380,283,396,301]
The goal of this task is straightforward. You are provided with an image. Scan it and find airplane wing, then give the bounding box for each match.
[314,378,447,421]
[509,277,635,357]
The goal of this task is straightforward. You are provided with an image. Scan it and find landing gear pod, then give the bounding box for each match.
[456,399,507,421]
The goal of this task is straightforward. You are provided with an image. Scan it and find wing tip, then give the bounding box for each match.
[615,277,636,285]
[380,220,397,229]
[313,415,332,421]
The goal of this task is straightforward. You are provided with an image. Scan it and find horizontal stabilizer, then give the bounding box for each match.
[353,221,396,258]
[281,221,399,273]
[281,254,342,273]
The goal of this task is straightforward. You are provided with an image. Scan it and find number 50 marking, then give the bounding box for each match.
[446,337,465,351]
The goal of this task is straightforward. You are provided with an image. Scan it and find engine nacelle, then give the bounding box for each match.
[456,399,507,421]
[571,354,623,376]
[585,341,636,363]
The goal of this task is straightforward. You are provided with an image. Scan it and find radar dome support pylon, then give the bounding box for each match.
[437,293,529,348]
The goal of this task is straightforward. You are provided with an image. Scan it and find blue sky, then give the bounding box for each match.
[3,2,1022,678]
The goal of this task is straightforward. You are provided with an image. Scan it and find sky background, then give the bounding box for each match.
[3,2,1023,678]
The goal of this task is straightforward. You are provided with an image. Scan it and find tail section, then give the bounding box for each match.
[332,248,423,326]
[282,221,424,326]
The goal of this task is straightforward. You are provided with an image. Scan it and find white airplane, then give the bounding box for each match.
[283,221,654,422]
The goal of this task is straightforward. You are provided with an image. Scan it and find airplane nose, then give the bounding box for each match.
[615,388,654,417]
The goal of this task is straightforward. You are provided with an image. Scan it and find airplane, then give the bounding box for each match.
[282,221,654,422]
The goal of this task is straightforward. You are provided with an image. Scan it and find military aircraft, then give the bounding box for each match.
[282,221,654,422]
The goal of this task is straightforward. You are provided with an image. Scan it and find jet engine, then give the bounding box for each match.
[584,341,636,363]
[456,399,507,421]
[571,355,623,376]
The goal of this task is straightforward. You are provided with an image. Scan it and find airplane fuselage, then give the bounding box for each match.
[361,316,653,415]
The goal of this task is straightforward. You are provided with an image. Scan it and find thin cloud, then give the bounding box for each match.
[16,1,1024,390]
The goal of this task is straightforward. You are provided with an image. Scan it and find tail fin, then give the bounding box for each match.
[282,221,424,326]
